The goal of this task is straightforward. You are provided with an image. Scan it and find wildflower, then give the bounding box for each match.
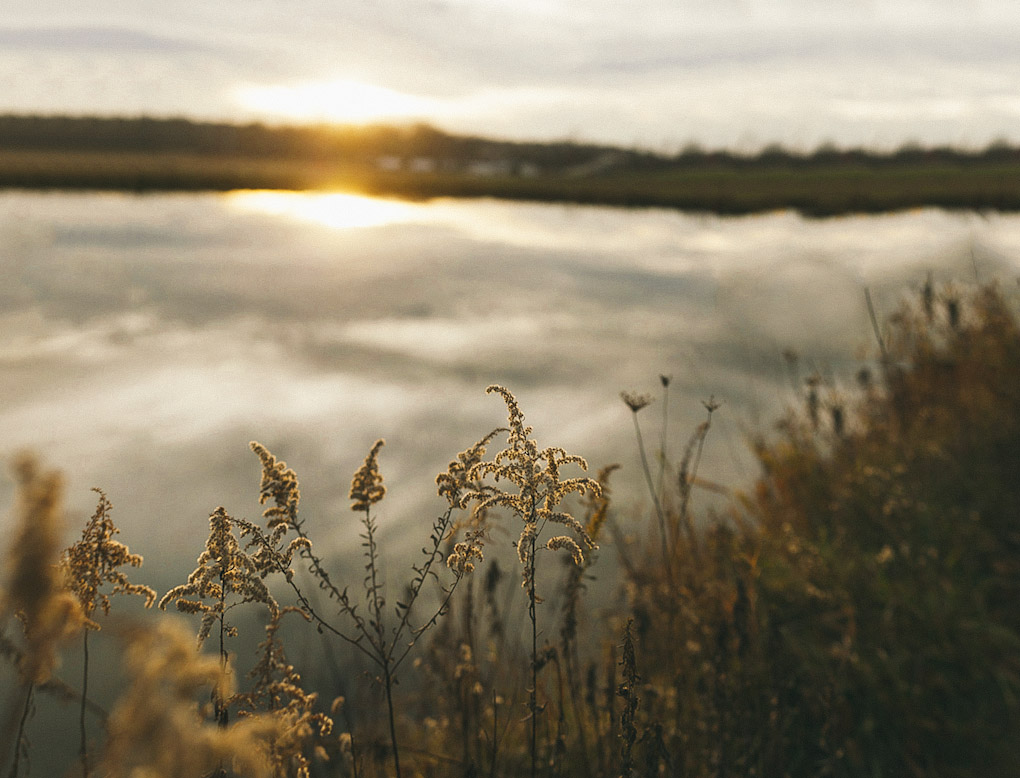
[546,535,585,566]
[349,439,386,511]
[62,488,156,622]
[243,443,312,581]
[463,385,601,589]
[447,528,486,576]
[159,507,278,646]
[437,429,500,509]
[250,441,301,541]
[621,391,654,413]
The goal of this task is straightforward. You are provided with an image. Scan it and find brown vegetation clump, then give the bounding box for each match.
[99,619,278,778]
[1,454,83,685]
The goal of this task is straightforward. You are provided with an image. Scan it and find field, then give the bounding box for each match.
[1,280,1019,777]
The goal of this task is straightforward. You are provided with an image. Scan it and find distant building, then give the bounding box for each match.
[466,160,514,177]
[409,157,437,173]
[376,155,402,172]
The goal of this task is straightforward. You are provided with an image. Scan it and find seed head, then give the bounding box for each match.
[349,439,386,512]
[620,391,653,413]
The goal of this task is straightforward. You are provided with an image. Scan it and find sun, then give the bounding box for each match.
[234,78,442,124]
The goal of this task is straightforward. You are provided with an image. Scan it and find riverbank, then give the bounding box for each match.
[3,147,1020,216]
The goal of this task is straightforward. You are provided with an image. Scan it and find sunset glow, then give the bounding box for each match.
[225,190,423,230]
[234,79,442,124]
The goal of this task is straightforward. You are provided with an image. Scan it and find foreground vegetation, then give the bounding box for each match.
[2,280,1019,777]
[3,116,1020,214]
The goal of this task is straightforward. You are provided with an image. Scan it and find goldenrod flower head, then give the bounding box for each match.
[244,443,312,579]
[446,527,486,576]
[546,535,585,566]
[62,488,156,626]
[349,439,386,512]
[437,429,500,508]
[249,441,300,540]
[159,507,278,645]
[460,386,602,589]
[1,453,84,683]
[582,463,620,542]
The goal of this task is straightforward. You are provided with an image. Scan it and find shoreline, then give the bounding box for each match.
[2,149,1019,216]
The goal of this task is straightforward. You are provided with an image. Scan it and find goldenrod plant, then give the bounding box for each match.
[456,385,601,778]
[62,488,155,776]
[0,454,83,778]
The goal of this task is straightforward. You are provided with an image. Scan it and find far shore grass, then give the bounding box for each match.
[3,148,1020,215]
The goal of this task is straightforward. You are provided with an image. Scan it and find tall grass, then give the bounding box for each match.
[1,281,1019,777]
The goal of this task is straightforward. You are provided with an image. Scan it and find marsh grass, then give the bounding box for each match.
[2,283,1020,777]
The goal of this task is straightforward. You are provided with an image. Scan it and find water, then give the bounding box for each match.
[1,190,1018,591]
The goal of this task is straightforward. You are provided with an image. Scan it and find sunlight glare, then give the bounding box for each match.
[225,191,424,230]
[234,79,442,124]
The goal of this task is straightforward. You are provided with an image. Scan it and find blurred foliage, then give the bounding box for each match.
[616,282,1020,778]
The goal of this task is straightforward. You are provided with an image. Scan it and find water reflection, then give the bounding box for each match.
[1,191,1018,587]
[225,190,423,230]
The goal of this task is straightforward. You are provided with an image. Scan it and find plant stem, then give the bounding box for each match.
[216,573,227,729]
[529,529,538,778]
[6,683,34,778]
[382,661,402,778]
[79,631,89,778]
[363,508,402,778]
[631,412,669,568]
[656,379,670,502]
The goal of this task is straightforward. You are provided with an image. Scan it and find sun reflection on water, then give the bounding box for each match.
[225,190,425,230]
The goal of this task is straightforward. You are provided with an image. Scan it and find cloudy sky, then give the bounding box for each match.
[2,3,1020,151]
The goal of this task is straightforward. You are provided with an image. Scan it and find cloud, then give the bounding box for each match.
[4,3,1020,152]
[0,25,214,53]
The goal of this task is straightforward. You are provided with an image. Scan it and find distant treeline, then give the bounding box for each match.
[2,113,1019,172]
[0,114,642,171]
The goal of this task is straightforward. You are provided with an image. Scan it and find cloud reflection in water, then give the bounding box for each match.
[1,191,1018,583]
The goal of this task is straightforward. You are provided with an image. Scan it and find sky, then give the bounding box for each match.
[3,2,1020,152]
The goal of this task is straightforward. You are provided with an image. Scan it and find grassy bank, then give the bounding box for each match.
[3,148,1020,215]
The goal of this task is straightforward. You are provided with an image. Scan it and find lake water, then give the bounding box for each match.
[2,190,1019,589]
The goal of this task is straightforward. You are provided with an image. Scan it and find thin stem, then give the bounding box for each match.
[384,508,456,667]
[216,571,228,729]
[390,581,460,676]
[79,631,89,778]
[362,507,401,778]
[5,683,34,778]
[529,529,538,778]
[233,518,375,664]
[656,379,670,502]
[631,412,669,568]
[865,287,889,364]
[382,662,402,778]
[489,688,500,778]
[361,510,386,655]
